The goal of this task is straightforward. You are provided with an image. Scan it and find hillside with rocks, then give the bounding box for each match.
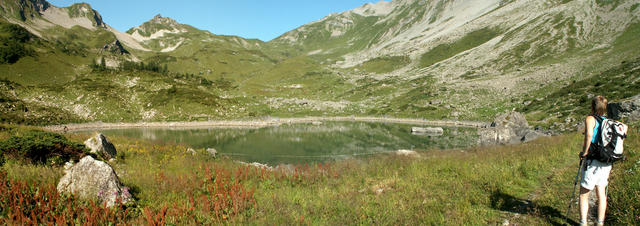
[0,0,638,130]
[264,0,640,130]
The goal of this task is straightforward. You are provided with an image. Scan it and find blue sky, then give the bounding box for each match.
[48,0,386,41]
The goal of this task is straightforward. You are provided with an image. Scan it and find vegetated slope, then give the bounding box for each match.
[1,0,640,126]
[0,79,81,125]
[0,1,137,86]
[4,67,250,123]
[259,0,640,124]
[126,14,281,80]
[522,54,640,131]
[0,0,271,124]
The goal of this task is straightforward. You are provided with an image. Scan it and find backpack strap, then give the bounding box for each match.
[591,114,604,124]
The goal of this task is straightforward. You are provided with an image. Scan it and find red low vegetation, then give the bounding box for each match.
[0,161,338,224]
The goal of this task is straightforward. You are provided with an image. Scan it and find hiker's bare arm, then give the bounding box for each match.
[581,116,595,157]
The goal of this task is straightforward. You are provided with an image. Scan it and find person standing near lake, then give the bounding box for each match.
[578,96,610,226]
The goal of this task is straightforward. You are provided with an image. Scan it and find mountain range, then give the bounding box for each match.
[0,0,639,131]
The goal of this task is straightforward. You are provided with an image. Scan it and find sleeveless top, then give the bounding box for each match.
[591,115,604,144]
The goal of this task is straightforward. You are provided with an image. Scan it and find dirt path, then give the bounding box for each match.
[44,117,487,132]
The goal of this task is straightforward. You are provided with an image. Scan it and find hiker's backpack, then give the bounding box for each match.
[588,115,628,163]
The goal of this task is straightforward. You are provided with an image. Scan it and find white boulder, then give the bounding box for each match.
[84,133,117,160]
[57,156,132,207]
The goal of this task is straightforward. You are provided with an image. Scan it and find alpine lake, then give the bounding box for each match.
[79,121,479,166]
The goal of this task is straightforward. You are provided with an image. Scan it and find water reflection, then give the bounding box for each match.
[90,122,478,165]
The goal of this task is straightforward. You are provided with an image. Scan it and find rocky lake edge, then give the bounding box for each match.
[44,116,488,132]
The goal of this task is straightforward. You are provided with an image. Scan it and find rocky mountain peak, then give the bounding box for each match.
[351,0,395,17]
[29,0,50,12]
[0,0,51,21]
[67,2,106,28]
[150,14,178,25]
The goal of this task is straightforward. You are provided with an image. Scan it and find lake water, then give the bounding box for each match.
[93,122,478,165]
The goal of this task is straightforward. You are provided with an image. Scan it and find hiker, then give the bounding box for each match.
[578,96,610,226]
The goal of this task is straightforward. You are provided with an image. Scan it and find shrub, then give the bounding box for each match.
[0,130,88,165]
[0,23,35,64]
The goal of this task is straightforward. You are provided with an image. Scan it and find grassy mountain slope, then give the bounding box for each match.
[126,15,282,81]
[259,0,640,124]
[0,0,639,128]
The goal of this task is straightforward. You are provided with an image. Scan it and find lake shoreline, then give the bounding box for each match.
[44,117,487,132]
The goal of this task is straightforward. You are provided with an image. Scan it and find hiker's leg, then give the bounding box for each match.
[579,186,591,224]
[595,185,607,224]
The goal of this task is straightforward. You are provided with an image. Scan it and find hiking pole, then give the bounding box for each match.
[566,158,585,221]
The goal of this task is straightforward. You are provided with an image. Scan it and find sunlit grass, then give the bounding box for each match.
[1,124,638,224]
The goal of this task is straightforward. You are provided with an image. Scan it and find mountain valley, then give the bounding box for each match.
[0,0,638,131]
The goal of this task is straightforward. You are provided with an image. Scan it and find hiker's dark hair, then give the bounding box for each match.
[591,96,607,116]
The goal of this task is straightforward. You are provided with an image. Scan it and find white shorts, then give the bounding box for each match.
[580,159,612,190]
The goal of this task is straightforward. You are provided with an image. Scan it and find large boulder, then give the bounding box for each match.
[84,133,117,160]
[491,111,529,128]
[478,111,545,145]
[608,95,640,121]
[478,127,517,145]
[57,156,132,207]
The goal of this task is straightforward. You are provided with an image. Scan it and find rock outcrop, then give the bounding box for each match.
[84,133,117,160]
[478,111,545,145]
[608,95,640,121]
[57,156,132,207]
[102,40,130,55]
[206,148,217,158]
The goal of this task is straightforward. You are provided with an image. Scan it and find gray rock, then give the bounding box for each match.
[478,111,546,145]
[84,133,117,160]
[478,127,516,145]
[492,111,529,129]
[608,95,640,121]
[102,40,129,55]
[521,131,543,143]
[57,156,132,207]
[411,127,444,136]
[206,148,217,158]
